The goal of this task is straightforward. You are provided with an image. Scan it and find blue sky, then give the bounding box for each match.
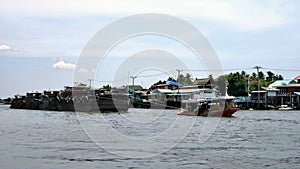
[0,0,300,98]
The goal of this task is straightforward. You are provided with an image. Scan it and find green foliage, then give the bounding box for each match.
[148,70,284,97]
[167,77,176,81]
[149,80,166,90]
[258,71,264,79]
[266,71,283,82]
[251,73,256,80]
[77,83,87,87]
[103,84,111,90]
[224,70,284,96]
[216,75,227,96]
[266,71,275,82]
[227,72,248,96]
[177,73,193,86]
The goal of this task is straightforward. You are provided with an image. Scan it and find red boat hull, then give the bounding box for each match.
[211,108,239,117]
[178,108,238,117]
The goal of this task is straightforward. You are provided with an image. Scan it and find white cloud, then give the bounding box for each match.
[52,60,76,70]
[0,0,296,31]
[77,68,91,73]
[0,44,20,52]
[0,44,11,51]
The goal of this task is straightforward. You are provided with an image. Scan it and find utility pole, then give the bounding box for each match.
[254,66,262,109]
[247,77,250,97]
[88,79,94,88]
[73,82,79,86]
[130,76,137,92]
[247,77,250,109]
[176,69,182,93]
[176,69,182,82]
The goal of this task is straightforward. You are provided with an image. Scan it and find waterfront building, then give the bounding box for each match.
[265,75,300,109]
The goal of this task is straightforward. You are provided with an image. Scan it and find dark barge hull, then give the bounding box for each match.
[10,90,130,112]
[11,98,129,112]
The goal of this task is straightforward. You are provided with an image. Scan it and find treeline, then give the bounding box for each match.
[152,74,195,86]
[218,71,283,96]
[149,70,284,97]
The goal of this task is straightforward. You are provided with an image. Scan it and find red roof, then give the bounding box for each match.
[295,75,300,80]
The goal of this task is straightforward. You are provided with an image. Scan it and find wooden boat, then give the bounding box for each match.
[178,97,238,117]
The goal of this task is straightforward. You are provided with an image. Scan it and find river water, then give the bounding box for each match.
[0,104,299,169]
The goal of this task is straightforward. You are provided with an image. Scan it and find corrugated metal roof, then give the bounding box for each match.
[153,89,174,93]
[177,88,205,93]
[276,84,300,88]
[166,80,183,86]
[268,79,295,88]
[294,75,300,80]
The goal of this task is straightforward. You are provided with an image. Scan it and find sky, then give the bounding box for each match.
[0,0,300,98]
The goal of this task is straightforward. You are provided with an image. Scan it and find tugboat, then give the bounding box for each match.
[130,90,151,108]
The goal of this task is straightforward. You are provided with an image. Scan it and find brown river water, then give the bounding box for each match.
[0,104,299,169]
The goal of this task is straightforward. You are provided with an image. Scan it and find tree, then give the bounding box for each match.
[219,70,284,95]
[103,84,111,90]
[250,82,258,91]
[241,71,246,76]
[251,73,257,80]
[78,83,87,87]
[177,73,193,86]
[227,72,248,96]
[149,80,166,90]
[266,71,275,82]
[258,71,264,80]
[177,74,185,84]
[184,73,193,86]
[264,71,284,86]
[167,77,176,81]
[216,75,227,96]
[276,75,283,80]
